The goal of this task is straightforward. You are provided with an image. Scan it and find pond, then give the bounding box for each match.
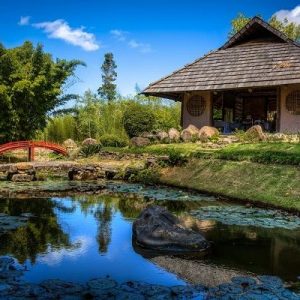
[0,181,300,297]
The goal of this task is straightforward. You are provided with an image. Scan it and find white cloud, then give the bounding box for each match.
[274,5,300,24]
[38,235,92,266]
[110,29,127,41]
[33,19,100,51]
[18,16,30,26]
[110,29,152,53]
[128,39,152,53]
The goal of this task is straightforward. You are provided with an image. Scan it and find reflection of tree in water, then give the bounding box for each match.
[0,198,73,264]
[118,195,147,219]
[73,195,116,254]
[94,197,113,254]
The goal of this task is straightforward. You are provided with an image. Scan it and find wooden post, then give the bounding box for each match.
[28,146,35,162]
[276,87,281,132]
[180,94,184,128]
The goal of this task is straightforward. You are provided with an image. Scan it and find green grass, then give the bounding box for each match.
[103,143,213,156]
[160,158,300,211]
[100,142,300,210]
[199,143,300,165]
[104,142,300,166]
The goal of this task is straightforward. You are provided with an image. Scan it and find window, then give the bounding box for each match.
[186,95,206,116]
[286,90,300,115]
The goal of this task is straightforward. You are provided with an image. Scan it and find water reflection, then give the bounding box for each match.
[0,188,299,285]
[0,198,72,264]
[95,197,113,253]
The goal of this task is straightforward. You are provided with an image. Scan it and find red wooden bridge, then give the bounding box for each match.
[0,141,68,161]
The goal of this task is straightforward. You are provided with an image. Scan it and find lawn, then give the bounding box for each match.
[104,143,212,155]
[197,143,300,165]
[104,142,300,166]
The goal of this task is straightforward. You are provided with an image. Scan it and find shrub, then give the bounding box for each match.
[208,133,220,143]
[167,148,189,166]
[129,167,160,185]
[123,103,155,137]
[82,138,97,145]
[100,134,128,147]
[234,129,247,142]
[79,143,102,157]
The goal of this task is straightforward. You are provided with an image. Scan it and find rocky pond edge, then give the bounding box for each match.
[0,256,299,299]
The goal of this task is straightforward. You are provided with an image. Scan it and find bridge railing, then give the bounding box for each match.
[0,141,68,161]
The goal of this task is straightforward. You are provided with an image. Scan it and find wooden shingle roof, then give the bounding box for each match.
[143,17,300,100]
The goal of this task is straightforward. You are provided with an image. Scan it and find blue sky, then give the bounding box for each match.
[1,0,300,97]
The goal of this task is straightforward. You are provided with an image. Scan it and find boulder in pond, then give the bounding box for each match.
[132,205,210,253]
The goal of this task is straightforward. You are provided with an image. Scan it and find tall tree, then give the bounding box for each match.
[0,41,84,142]
[230,13,300,42]
[98,52,117,102]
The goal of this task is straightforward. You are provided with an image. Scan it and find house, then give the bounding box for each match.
[143,17,300,133]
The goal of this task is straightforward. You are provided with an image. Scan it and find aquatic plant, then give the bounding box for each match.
[190,205,300,229]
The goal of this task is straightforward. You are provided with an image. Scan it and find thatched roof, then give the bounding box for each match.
[143,17,300,100]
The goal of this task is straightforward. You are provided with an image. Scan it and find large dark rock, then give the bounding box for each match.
[132,205,210,253]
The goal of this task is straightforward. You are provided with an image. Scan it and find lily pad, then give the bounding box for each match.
[106,182,216,202]
[190,206,300,229]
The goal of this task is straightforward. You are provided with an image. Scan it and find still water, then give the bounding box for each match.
[0,182,300,286]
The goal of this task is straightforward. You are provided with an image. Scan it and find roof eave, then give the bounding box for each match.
[142,91,183,101]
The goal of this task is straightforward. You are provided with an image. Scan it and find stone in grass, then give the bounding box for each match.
[130,137,151,147]
[11,174,35,182]
[198,126,219,139]
[181,125,199,142]
[82,138,97,146]
[168,128,180,141]
[246,125,266,141]
[156,131,169,141]
[68,167,98,181]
